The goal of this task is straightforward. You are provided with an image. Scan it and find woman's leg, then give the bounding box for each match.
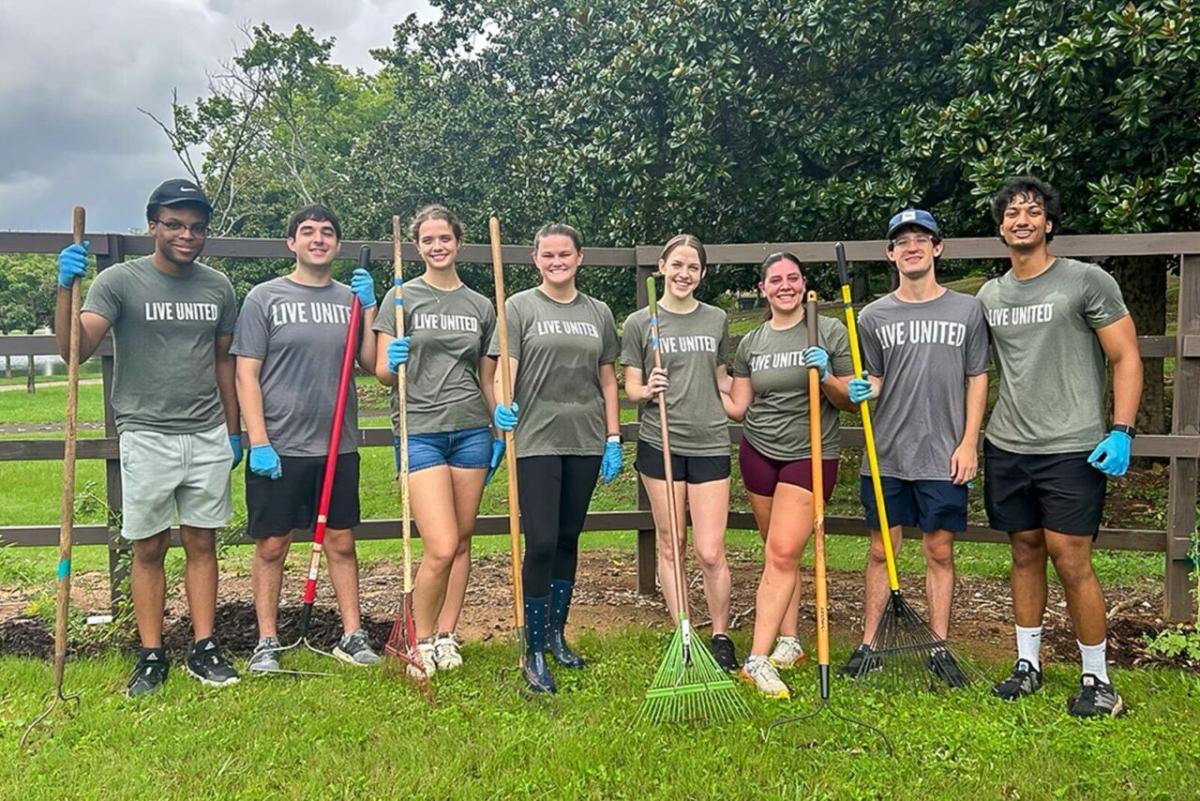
[435,466,487,634]
[516,455,563,690]
[687,478,732,634]
[642,471,690,621]
[408,465,463,639]
[749,484,815,656]
[546,455,602,667]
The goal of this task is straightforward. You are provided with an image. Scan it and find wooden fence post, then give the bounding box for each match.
[1165,253,1200,621]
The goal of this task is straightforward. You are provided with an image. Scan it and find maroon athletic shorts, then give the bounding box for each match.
[738,438,838,500]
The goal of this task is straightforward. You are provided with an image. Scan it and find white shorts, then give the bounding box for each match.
[118,422,233,540]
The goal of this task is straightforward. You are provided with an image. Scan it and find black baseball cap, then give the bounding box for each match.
[146,178,213,218]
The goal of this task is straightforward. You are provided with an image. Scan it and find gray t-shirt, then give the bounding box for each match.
[372,277,497,435]
[731,315,854,461]
[858,290,991,480]
[81,256,237,435]
[977,257,1129,454]
[621,302,730,456]
[230,277,360,457]
[488,288,620,457]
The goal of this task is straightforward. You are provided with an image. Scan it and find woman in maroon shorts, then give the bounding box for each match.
[724,252,856,698]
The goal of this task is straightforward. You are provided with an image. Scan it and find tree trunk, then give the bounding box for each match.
[26,354,34,393]
[1109,256,1167,434]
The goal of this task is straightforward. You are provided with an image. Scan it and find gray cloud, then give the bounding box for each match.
[0,0,431,235]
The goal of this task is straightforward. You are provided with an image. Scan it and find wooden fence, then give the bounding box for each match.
[1,230,1197,620]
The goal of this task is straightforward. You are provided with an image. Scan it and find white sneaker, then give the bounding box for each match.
[433,633,463,671]
[768,635,807,669]
[406,638,437,679]
[739,656,790,699]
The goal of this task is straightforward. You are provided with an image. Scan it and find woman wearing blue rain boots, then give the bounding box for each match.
[490,223,623,693]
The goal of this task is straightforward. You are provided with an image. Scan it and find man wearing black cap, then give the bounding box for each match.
[54,178,243,697]
[838,209,990,686]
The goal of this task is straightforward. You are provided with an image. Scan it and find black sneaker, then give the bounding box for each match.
[1068,674,1127,718]
[126,647,169,698]
[710,634,738,672]
[185,637,240,688]
[928,648,970,688]
[991,658,1042,700]
[837,644,880,678]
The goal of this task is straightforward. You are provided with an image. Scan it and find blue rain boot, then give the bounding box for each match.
[523,594,556,694]
[547,579,585,668]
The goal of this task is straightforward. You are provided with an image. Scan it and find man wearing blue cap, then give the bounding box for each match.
[838,208,990,686]
[53,179,242,697]
[978,176,1141,718]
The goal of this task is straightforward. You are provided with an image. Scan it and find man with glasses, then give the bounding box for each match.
[838,209,990,687]
[54,179,243,697]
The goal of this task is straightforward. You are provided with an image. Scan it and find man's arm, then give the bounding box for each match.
[950,373,988,485]
[235,356,269,446]
[356,306,378,372]
[215,335,239,436]
[56,302,110,364]
[1097,315,1143,428]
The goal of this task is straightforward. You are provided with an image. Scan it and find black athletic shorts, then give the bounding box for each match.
[983,440,1106,537]
[246,452,361,539]
[635,440,731,484]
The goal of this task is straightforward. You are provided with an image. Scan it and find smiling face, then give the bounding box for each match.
[999,192,1053,252]
[286,217,340,270]
[533,234,582,289]
[149,204,209,267]
[759,258,806,315]
[416,218,460,272]
[658,244,704,301]
[886,225,943,281]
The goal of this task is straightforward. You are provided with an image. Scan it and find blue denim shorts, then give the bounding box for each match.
[396,426,493,473]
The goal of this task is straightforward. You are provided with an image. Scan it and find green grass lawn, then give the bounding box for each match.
[3,638,1198,800]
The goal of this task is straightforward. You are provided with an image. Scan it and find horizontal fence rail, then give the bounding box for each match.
[1,229,1197,621]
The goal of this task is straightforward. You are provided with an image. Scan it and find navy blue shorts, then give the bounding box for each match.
[860,476,968,533]
[395,426,492,473]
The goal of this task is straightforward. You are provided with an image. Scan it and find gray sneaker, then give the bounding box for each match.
[334,629,381,666]
[248,637,283,674]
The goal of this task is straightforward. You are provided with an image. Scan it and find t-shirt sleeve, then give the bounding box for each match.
[731,331,752,378]
[598,302,619,365]
[229,290,269,360]
[964,299,992,376]
[216,277,238,337]
[489,297,522,361]
[80,266,122,323]
[826,319,855,377]
[1081,265,1129,329]
[619,313,645,372]
[717,311,731,366]
[858,308,883,377]
[372,287,397,337]
[479,299,497,359]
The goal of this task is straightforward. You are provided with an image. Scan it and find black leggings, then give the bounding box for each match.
[517,454,602,596]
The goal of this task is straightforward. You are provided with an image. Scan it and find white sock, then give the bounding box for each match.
[1015,625,1042,670]
[1078,640,1109,684]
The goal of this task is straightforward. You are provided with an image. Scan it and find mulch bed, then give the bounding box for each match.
[1,549,1194,671]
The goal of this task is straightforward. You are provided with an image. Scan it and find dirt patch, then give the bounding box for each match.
[0,549,1192,670]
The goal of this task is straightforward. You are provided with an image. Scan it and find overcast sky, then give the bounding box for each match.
[0,0,433,234]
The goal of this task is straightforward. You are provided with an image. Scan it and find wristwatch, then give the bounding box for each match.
[1112,424,1136,439]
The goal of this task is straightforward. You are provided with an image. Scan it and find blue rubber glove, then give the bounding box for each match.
[1088,430,1132,477]
[493,402,519,432]
[802,346,829,381]
[249,444,283,480]
[350,267,376,308]
[56,241,90,288]
[229,434,244,469]
[485,438,505,484]
[600,439,624,483]
[387,337,410,373]
[848,372,876,404]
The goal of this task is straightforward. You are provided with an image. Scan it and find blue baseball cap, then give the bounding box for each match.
[886,209,939,240]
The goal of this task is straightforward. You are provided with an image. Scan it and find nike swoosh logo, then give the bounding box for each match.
[180,187,197,192]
